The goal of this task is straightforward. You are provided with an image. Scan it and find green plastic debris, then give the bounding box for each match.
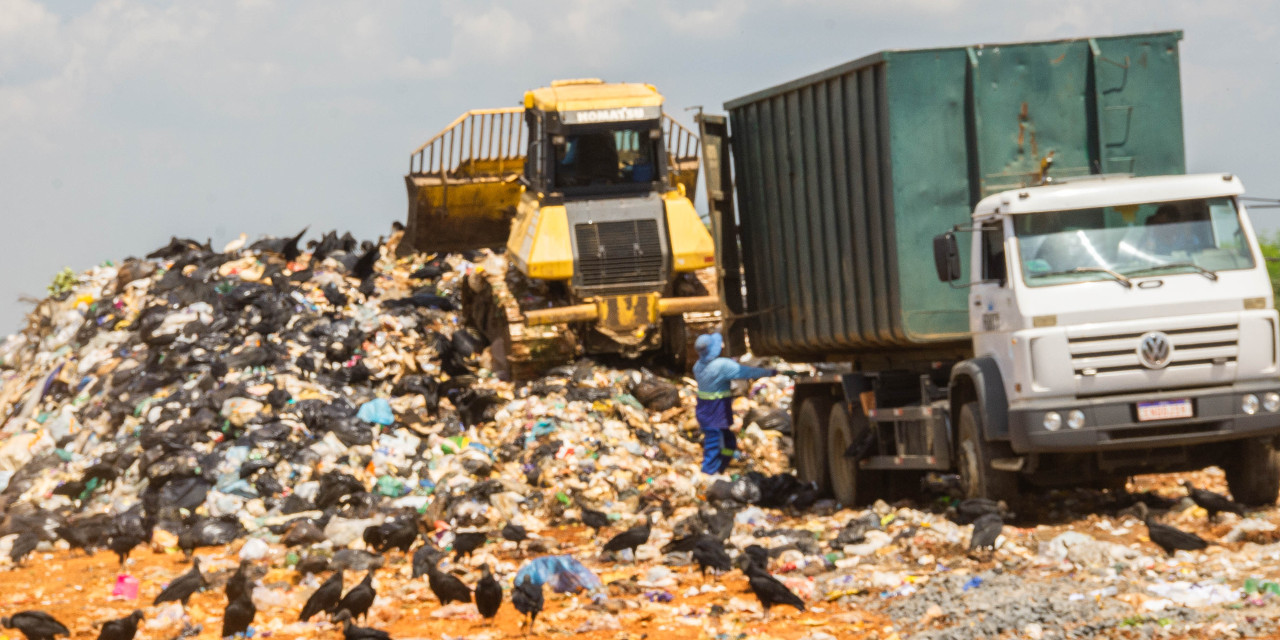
[54,448,73,462]
[1245,578,1280,595]
[556,492,570,506]
[376,475,406,497]
[285,551,299,567]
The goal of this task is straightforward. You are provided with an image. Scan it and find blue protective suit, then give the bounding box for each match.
[693,333,775,474]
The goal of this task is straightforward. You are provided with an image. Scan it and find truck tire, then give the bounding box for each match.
[957,402,1019,501]
[1225,437,1280,506]
[794,397,832,495]
[827,403,882,506]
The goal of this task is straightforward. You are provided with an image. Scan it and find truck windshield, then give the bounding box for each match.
[552,127,661,190]
[1013,197,1254,287]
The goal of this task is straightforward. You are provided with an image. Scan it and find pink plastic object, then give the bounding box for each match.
[112,574,139,599]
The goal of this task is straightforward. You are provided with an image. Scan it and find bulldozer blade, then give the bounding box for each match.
[403,175,520,254]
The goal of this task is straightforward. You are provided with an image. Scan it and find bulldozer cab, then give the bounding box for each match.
[403,79,699,254]
[529,112,664,197]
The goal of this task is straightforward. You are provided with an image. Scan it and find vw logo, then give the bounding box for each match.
[1137,331,1173,369]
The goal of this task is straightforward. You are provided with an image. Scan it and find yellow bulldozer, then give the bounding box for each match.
[403,79,720,378]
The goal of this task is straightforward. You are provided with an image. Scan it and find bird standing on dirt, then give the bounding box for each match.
[512,576,544,634]
[333,611,390,640]
[225,560,251,603]
[95,610,142,640]
[743,558,805,619]
[2,612,69,640]
[1182,481,1246,520]
[426,560,471,605]
[579,505,610,535]
[299,569,344,622]
[336,569,376,622]
[475,564,503,621]
[603,512,653,559]
[692,537,733,578]
[153,558,206,608]
[740,544,770,573]
[107,526,147,568]
[9,532,39,567]
[968,513,1004,551]
[221,590,256,639]
[411,543,443,579]
[1134,504,1210,556]
[451,531,487,561]
[501,523,529,550]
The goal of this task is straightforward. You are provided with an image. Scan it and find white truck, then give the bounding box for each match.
[699,32,1280,504]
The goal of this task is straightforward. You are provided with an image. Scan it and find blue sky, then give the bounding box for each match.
[3,1,1280,330]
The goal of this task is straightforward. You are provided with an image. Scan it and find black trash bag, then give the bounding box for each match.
[254,474,283,498]
[744,407,791,434]
[454,388,505,427]
[331,548,385,572]
[329,417,374,447]
[451,327,487,358]
[729,477,762,505]
[392,374,439,414]
[189,515,243,546]
[156,476,212,510]
[705,480,738,503]
[565,386,611,403]
[279,493,316,515]
[631,374,681,411]
[315,472,365,510]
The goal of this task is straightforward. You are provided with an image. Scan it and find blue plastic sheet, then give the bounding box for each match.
[357,398,394,425]
[515,555,605,601]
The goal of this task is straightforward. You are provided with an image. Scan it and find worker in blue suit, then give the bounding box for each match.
[693,333,778,474]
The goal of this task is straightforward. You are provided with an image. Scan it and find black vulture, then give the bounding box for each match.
[1183,481,1246,519]
[153,558,206,607]
[512,575,544,633]
[298,569,343,622]
[2,611,69,640]
[336,570,376,622]
[475,564,502,621]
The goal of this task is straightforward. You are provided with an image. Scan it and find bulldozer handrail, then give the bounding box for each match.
[409,107,526,180]
[408,107,699,190]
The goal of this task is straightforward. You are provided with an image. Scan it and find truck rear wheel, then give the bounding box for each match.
[1225,437,1280,506]
[794,397,832,495]
[957,402,1019,501]
[827,403,882,506]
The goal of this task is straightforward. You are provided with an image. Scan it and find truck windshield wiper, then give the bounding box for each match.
[1125,262,1219,281]
[1029,266,1132,288]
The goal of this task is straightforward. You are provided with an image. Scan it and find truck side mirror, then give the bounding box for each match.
[933,232,961,282]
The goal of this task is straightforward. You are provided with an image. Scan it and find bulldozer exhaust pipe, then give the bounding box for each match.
[523,295,720,327]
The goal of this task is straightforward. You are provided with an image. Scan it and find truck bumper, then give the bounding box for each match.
[1008,381,1280,454]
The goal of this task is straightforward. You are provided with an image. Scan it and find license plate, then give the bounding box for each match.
[1136,399,1193,422]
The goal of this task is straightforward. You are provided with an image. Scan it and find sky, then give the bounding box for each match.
[3,0,1280,332]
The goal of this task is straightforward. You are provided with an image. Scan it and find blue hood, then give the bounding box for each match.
[695,333,722,363]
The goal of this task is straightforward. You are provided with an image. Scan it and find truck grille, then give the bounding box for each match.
[575,220,664,288]
[1068,324,1239,376]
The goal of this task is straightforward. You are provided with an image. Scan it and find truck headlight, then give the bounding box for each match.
[1265,392,1280,413]
[1067,410,1086,429]
[1243,394,1260,415]
[1043,411,1062,431]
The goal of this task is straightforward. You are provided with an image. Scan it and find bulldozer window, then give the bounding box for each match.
[553,127,659,189]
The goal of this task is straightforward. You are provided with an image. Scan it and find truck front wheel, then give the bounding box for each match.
[795,397,832,496]
[827,403,882,506]
[1225,437,1280,506]
[957,402,1019,501]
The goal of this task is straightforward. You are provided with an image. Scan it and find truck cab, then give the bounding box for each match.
[936,174,1280,501]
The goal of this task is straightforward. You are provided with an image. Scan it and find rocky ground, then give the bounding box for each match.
[0,228,1277,640]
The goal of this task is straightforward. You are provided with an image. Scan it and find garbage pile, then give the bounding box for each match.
[3,229,1280,640]
[0,227,797,558]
